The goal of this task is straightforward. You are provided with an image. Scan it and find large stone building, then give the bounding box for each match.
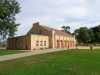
[7,22,76,50]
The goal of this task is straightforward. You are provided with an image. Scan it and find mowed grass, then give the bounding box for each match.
[0,49,100,75]
[0,49,24,56]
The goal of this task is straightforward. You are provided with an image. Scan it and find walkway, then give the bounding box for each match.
[0,48,67,62]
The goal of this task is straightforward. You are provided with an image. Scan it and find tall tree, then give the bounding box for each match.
[0,0,20,40]
[62,26,70,33]
[91,25,100,43]
[74,27,93,44]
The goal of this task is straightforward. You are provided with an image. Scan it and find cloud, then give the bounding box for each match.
[16,0,100,35]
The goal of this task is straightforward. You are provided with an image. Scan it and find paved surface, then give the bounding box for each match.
[0,48,67,62]
[77,46,100,49]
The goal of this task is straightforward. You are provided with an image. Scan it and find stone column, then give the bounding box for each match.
[52,30,55,48]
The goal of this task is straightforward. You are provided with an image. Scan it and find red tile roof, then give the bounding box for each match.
[40,25,72,36]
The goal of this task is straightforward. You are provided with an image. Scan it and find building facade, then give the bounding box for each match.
[7,22,76,50]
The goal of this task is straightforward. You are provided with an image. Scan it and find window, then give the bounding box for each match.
[44,41,46,46]
[36,41,39,46]
[57,40,59,48]
[40,41,43,46]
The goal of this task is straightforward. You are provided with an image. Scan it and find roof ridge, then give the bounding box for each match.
[40,24,62,31]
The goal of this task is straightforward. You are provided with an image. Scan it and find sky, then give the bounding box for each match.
[16,0,100,36]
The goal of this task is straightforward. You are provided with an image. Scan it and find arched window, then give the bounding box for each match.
[57,40,60,48]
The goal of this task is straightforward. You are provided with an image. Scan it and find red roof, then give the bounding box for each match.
[40,25,72,36]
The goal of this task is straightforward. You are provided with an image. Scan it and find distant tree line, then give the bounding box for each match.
[74,25,100,45]
[61,25,100,46]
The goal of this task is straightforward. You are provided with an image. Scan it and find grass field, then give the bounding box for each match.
[0,50,24,56]
[0,49,100,75]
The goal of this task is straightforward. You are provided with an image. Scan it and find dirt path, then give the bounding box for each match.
[0,48,67,62]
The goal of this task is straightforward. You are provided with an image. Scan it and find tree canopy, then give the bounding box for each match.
[91,25,100,43]
[0,0,20,40]
[62,26,70,33]
[74,25,100,45]
[74,27,92,44]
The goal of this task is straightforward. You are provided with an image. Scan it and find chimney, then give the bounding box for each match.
[33,22,39,26]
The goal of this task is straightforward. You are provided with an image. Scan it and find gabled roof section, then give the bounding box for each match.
[28,22,73,37]
[40,24,72,36]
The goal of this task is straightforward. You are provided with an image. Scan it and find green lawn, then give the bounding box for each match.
[0,49,24,56]
[0,49,100,75]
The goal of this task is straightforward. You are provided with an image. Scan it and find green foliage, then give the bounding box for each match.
[74,25,100,44]
[74,27,93,44]
[62,26,70,33]
[91,25,100,43]
[0,0,20,40]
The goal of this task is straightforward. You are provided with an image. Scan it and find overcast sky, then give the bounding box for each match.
[16,0,100,36]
